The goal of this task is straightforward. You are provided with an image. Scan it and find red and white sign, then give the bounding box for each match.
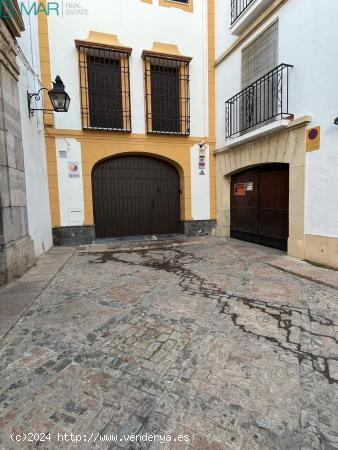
[234,183,246,196]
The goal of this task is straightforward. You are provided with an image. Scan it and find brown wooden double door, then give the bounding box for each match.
[92,155,181,238]
[230,164,289,250]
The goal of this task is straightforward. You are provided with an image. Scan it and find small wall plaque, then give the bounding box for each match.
[306,126,320,152]
[59,151,67,159]
[68,162,80,178]
[234,183,246,196]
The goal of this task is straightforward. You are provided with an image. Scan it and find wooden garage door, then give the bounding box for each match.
[92,155,181,238]
[230,164,289,250]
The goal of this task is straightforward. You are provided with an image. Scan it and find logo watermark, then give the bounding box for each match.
[0,0,89,18]
[63,2,88,16]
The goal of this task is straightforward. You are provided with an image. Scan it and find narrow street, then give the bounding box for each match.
[0,238,337,449]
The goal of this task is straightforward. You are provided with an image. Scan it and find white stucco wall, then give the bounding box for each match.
[191,144,211,220]
[216,0,338,238]
[17,11,53,257]
[47,0,209,138]
[55,138,84,227]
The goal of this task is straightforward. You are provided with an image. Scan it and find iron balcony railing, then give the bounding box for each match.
[231,0,255,24]
[225,63,293,139]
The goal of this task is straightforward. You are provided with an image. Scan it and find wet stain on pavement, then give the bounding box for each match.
[89,248,338,384]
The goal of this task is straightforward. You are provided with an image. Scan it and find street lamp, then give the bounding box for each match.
[28,76,71,118]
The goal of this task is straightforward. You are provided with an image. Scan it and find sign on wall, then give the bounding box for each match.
[199,146,206,175]
[306,126,320,152]
[68,162,80,178]
[245,182,254,192]
[234,183,246,196]
[59,151,67,159]
[234,182,254,196]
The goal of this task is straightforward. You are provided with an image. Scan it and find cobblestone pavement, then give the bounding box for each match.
[0,238,337,450]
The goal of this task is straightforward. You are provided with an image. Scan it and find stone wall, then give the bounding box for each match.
[182,220,217,237]
[0,18,35,286]
[52,222,217,246]
[52,226,96,246]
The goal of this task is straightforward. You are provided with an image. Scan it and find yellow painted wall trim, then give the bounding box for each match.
[38,1,54,127]
[43,128,215,143]
[208,0,216,142]
[142,42,192,61]
[75,31,131,52]
[152,42,182,56]
[45,136,60,226]
[159,0,193,13]
[208,0,216,220]
[215,0,287,67]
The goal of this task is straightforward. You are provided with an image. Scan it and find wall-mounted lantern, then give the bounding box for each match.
[28,76,71,118]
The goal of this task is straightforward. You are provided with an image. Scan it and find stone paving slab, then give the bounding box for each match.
[0,238,337,450]
[0,247,75,341]
[269,255,338,290]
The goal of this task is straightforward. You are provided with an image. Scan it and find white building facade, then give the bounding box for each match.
[17,9,53,258]
[40,0,216,244]
[215,0,338,267]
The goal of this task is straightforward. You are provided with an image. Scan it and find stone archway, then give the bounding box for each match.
[216,123,307,258]
[230,163,289,251]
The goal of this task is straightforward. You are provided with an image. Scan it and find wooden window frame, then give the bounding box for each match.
[142,50,192,136]
[141,0,193,12]
[75,40,132,132]
[159,0,193,13]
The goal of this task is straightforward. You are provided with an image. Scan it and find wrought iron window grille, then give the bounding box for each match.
[76,42,132,132]
[225,63,293,139]
[142,52,191,136]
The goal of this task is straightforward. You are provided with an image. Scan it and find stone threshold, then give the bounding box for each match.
[78,236,211,254]
[0,247,75,342]
[268,255,338,290]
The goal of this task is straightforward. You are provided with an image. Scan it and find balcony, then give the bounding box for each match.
[225,64,293,139]
[230,0,274,36]
[231,0,255,24]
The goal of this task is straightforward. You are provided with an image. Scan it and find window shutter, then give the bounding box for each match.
[242,22,278,88]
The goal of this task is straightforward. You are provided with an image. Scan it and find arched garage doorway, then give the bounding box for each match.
[92,155,181,238]
[230,163,289,250]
